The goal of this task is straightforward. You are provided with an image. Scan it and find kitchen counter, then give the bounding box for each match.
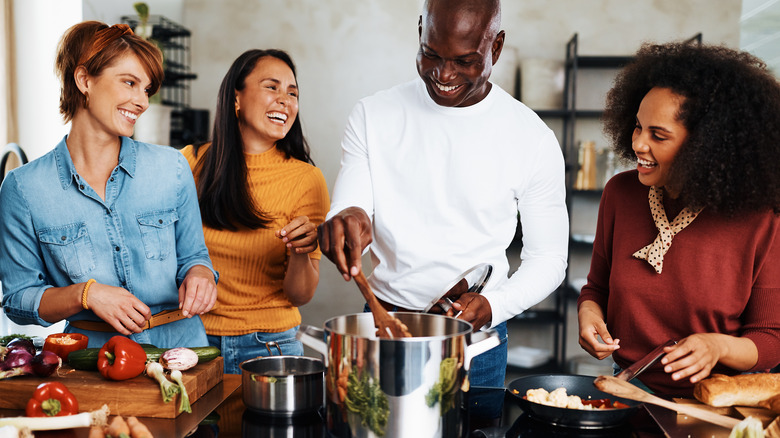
[1,378,748,437]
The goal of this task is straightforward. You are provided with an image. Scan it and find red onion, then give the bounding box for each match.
[6,338,36,356]
[0,348,34,379]
[31,350,62,377]
[4,348,33,369]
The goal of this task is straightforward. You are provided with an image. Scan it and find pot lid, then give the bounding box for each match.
[422,263,493,313]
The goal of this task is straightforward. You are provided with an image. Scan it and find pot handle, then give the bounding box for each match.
[464,329,500,371]
[296,324,327,357]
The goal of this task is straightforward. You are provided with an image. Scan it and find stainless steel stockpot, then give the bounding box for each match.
[297,312,500,438]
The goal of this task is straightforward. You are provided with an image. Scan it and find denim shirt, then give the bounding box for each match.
[0,136,217,347]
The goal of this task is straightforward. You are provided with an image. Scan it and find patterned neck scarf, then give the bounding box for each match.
[632,186,702,274]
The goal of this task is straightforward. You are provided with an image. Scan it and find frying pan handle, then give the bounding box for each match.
[296,324,327,357]
[464,329,500,371]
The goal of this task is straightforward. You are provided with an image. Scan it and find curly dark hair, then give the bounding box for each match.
[602,42,780,216]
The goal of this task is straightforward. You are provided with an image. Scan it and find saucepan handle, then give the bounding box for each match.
[296,324,327,357]
[464,328,500,371]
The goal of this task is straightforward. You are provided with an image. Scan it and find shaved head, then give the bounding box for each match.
[422,0,502,38]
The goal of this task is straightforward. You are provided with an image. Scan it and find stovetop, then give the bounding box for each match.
[238,386,666,438]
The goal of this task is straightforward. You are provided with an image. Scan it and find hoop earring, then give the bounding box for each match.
[83,92,90,109]
[234,105,240,119]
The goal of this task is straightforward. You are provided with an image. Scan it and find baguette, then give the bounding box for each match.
[693,373,780,407]
[760,394,780,414]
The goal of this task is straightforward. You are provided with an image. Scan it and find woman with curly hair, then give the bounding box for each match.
[181,49,329,374]
[577,42,780,396]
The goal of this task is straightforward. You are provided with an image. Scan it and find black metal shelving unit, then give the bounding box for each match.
[121,15,205,148]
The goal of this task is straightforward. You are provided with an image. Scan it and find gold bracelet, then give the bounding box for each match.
[81,279,96,310]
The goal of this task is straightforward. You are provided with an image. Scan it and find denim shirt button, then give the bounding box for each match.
[115,246,120,251]
[79,184,85,190]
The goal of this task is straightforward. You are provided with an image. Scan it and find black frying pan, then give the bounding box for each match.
[506,374,641,429]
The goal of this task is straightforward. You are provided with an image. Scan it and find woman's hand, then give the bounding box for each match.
[178,265,217,318]
[88,283,152,335]
[577,300,620,360]
[660,333,758,384]
[277,216,318,255]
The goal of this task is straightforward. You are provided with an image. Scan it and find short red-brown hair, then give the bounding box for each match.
[55,21,164,122]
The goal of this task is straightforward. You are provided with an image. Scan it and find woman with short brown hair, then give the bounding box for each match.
[0,21,217,349]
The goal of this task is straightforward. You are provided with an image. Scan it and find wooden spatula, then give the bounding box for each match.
[353,271,412,338]
[594,375,740,430]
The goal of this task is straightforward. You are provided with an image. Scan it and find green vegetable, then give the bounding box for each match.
[0,334,33,347]
[170,369,191,413]
[345,367,389,436]
[69,346,220,371]
[728,416,764,438]
[145,361,179,403]
[425,357,459,415]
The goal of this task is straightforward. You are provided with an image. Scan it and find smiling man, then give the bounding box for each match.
[318,0,569,423]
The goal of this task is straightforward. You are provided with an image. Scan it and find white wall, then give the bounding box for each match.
[13,0,81,160]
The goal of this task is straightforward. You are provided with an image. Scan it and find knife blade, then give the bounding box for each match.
[616,339,677,382]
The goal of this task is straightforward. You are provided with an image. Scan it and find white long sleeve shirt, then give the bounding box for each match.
[328,79,568,327]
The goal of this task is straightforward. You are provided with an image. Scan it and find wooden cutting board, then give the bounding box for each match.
[0,357,223,418]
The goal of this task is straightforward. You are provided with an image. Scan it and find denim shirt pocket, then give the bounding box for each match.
[37,223,96,279]
[137,209,178,261]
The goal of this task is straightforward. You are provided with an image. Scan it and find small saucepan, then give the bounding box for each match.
[506,374,640,429]
[240,341,325,416]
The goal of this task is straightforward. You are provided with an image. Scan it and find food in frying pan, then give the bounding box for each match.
[513,387,630,410]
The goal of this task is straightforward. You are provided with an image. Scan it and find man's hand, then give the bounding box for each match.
[317,207,372,281]
[449,294,492,330]
[178,265,217,318]
[428,278,468,314]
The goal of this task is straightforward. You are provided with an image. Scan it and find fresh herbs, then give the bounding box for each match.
[0,334,32,347]
[425,357,459,415]
[345,367,389,436]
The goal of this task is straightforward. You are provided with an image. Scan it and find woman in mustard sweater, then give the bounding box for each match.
[181,49,329,374]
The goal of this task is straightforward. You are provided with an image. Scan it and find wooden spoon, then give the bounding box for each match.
[353,271,412,338]
[594,375,740,430]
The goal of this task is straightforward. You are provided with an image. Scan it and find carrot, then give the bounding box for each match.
[88,426,106,438]
[106,416,130,437]
[127,416,154,438]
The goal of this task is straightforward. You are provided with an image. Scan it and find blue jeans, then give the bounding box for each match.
[207,326,303,375]
[466,321,508,419]
[361,304,508,418]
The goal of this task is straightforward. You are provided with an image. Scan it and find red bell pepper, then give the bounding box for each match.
[42,333,89,361]
[97,336,146,381]
[25,381,79,417]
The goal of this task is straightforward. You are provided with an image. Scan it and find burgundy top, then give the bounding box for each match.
[578,170,780,396]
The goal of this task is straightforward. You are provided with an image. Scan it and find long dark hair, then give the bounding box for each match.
[193,49,313,230]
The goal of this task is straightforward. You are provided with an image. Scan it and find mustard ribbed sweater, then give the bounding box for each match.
[181,144,329,335]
